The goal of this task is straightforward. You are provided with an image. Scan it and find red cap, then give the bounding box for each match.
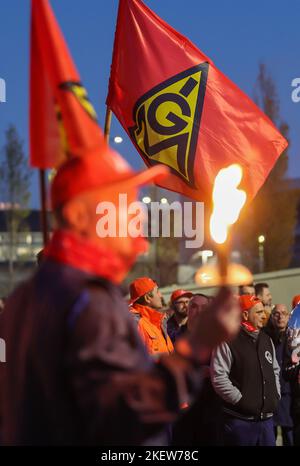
[239,294,262,312]
[292,295,300,309]
[51,144,168,209]
[170,289,193,303]
[129,277,157,304]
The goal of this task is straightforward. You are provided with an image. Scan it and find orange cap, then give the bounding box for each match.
[292,294,300,309]
[129,277,157,304]
[51,143,168,209]
[239,294,262,312]
[170,289,193,303]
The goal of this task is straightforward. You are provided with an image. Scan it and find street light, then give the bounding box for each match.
[190,250,214,265]
[201,250,214,265]
[26,234,32,245]
[113,136,123,144]
[258,234,265,272]
[142,196,151,204]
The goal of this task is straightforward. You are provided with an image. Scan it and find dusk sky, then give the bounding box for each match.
[0,0,299,207]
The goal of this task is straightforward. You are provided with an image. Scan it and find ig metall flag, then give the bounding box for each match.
[107,0,288,202]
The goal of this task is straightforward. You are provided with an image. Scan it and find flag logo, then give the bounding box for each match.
[59,81,98,122]
[129,63,209,187]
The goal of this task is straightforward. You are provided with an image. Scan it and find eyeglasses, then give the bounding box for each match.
[273,312,289,318]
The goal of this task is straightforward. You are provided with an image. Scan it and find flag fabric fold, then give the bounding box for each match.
[107,0,288,201]
[30,0,102,169]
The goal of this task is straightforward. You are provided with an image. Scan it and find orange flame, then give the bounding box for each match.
[210,164,247,244]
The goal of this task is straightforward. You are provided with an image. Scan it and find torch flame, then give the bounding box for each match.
[210,164,247,244]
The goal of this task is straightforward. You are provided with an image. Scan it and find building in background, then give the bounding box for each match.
[1,176,300,294]
[136,178,300,285]
[0,209,45,296]
[285,178,300,267]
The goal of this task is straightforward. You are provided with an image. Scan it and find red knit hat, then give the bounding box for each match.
[51,143,168,209]
[239,294,262,312]
[129,277,157,304]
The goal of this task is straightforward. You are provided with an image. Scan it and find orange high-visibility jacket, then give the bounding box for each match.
[130,304,174,357]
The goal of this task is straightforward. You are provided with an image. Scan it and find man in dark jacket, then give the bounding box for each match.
[211,294,280,446]
[0,145,240,445]
[264,304,293,446]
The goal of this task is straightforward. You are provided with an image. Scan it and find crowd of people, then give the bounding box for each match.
[0,146,299,447]
[127,278,300,446]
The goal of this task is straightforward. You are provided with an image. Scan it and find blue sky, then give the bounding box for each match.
[0,0,299,207]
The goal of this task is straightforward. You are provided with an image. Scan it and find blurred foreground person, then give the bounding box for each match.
[172,294,223,446]
[264,304,293,446]
[0,297,7,314]
[1,145,240,446]
[129,277,173,357]
[211,295,280,446]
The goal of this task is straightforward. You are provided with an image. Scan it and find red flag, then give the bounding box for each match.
[30,0,103,168]
[107,0,288,201]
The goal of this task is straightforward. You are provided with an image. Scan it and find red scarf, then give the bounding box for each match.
[44,230,146,284]
[241,321,257,333]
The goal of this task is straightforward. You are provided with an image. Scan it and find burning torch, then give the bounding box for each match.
[195,164,253,287]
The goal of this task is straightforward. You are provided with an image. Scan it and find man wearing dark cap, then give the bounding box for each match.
[167,289,193,344]
[1,143,241,446]
[211,295,281,446]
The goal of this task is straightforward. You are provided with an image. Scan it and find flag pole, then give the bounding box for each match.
[104,106,112,143]
[39,169,49,246]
